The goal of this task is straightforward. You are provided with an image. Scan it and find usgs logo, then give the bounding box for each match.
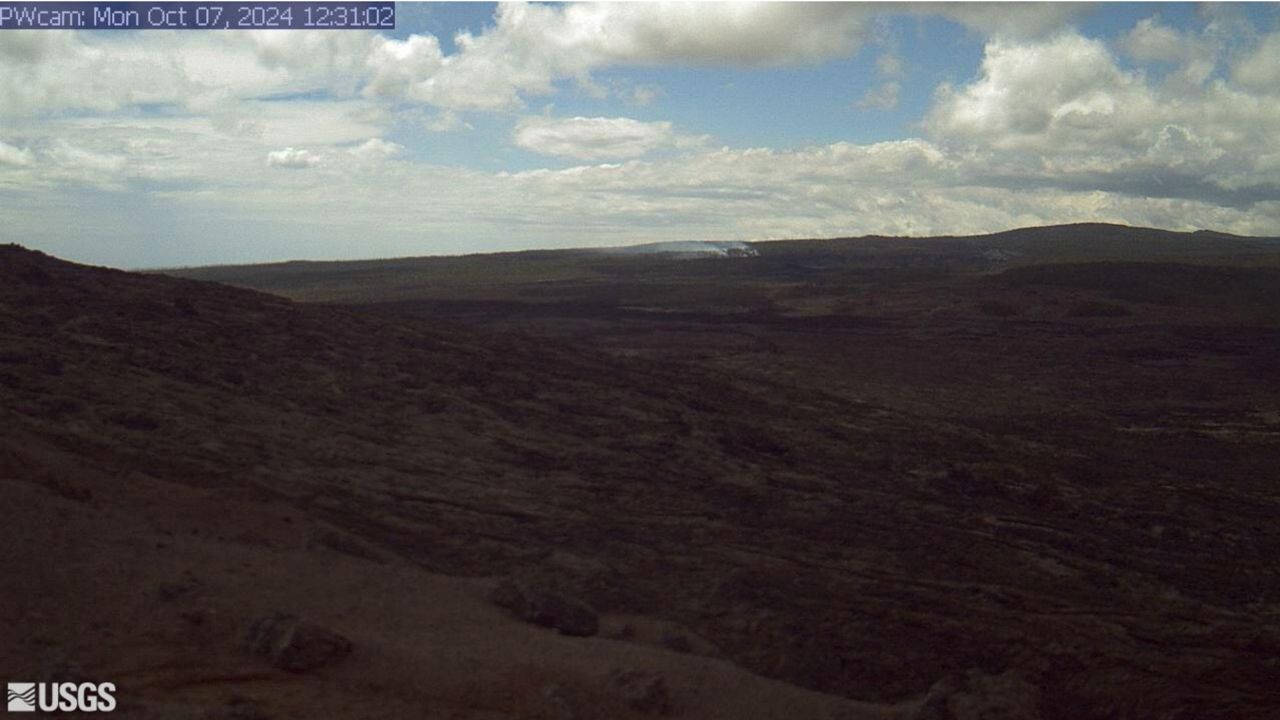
[7,682,116,713]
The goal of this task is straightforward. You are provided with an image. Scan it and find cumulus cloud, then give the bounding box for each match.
[0,32,193,116]
[1122,17,1192,63]
[927,34,1151,148]
[266,147,321,169]
[460,136,1276,241]
[924,31,1280,207]
[360,3,879,111]
[0,5,1086,119]
[362,33,447,103]
[1121,17,1217,86]
[553,2,876,66]
[6,6,1280,266]
[366,5,854,110]
[513,116,703,161]
[160,136,1277,264]
[494,139,954,238]
[347,138,403,161]
[1233,31,1280,94]
[350,3,1087,113]
[351,3,1084,112]
[234,28,374,93]
[0,30,380,117]
[9,116,1280,267]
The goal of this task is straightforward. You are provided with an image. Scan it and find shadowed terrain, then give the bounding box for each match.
[4,224,1280,719]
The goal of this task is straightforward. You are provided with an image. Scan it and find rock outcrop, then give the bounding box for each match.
[245,614,352,672]
[489,579,599,637]
[610,669,673,716]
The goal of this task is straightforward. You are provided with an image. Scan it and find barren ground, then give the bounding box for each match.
[5,224,1280,719]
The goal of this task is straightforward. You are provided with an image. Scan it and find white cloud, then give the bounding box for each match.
[350,3,1085,113]
[555,3,875,66]
[236,29,374,93]
[350,3,1084,112]
[2,116,239,191]
[856,81,900,111]
[362,33,447,102]
[926,34,1152,148]
[0,30,380,117]
[1234,32,1280,94]
[513,116,702,161]
[347,138,403,161]
[42,141,128,188]
[149,137,1279,264]
[0,5,1084,120]
[267,147,321,169]
[6,8,1280,267]
[0,140,34,167]
[0,32,192,115]
[358,3,878,111]
[1121,17,1217,86]
[249,100,388,146]
[1122,17,1191,63]
[924,32,1280,207]
[9,119,1280,268]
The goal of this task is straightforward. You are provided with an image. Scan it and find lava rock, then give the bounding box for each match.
[609,669,672,716]
[245,614,352,672]
[489,579,599,637]
[541,684,577,720]
[659,633,693,653]
[909,669,1041,720]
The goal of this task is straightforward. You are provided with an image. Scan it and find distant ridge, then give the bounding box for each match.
[141,223,1272,274]
[593,240,760,258]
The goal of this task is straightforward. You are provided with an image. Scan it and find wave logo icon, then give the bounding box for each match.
[7,683,36,712]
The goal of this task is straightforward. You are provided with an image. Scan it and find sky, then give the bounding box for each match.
[2,1,1280,268]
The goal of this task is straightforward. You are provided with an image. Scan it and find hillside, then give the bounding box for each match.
[5,226,1280,719]
[169,223,1280,307]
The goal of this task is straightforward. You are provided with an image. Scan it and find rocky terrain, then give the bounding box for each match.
[4,225,1280,719]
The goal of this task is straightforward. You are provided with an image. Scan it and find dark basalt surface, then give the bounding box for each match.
[5,225,1280,719]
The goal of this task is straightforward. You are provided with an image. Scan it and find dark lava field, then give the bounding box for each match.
[3,224,1279,719]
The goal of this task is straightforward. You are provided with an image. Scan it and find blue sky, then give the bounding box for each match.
[386,8,995,169]
[2,2,1280,267]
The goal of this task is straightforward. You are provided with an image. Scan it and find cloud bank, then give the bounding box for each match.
[2,3,1279,267]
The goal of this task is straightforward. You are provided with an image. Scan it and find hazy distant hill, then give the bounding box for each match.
[168,223,1280,306]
